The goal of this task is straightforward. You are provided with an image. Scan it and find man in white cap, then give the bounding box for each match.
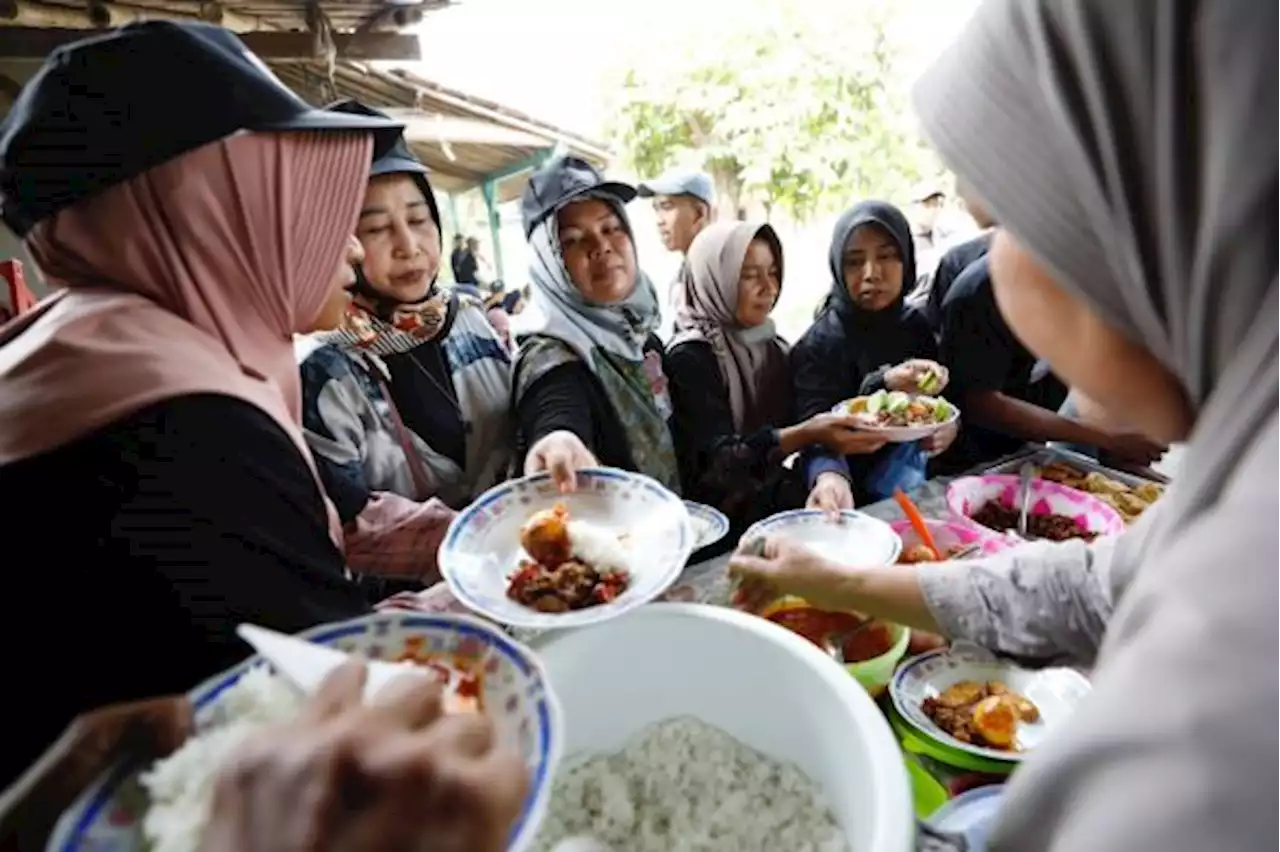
[637,168,715,257]
[637,169,715,336]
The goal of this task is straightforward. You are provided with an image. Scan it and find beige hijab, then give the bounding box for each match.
[0,131,373,544]
[915,0,1276,849]
[670,221,792,432]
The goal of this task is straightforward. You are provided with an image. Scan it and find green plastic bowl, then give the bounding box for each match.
[845,622,912,697]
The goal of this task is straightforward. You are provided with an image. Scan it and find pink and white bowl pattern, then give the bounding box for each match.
[888,519,1010,559]
[51,611,562,852]
[945,474,1125,539]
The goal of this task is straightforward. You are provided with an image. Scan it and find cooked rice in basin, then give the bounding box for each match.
[535,717,848,852]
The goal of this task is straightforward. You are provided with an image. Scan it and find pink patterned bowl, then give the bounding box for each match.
[946,475,1126,539]
[889,519,1010,561]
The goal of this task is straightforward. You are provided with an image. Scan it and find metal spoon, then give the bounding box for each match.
[1016,461,1036,540]
[822,619,877,664]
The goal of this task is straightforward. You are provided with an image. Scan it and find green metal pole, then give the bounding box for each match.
[480,179,503,282]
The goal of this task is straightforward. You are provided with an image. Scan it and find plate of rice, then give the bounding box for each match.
[50,612,563,852]
[440,468,695,630]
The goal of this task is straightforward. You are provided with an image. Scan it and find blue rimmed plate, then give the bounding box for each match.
[439,467,694,630]
[684,500,730,551]
[743,509,903,567]
[49,612,562,852]
[891,643,1091,764]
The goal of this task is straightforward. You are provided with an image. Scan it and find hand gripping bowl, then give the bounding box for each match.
[534,604,915,852]
[946,474,1126,540]
[50,612,563,852]
[439,467,695,629]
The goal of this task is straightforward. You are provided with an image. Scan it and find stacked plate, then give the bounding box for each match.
[889,642,1091,773]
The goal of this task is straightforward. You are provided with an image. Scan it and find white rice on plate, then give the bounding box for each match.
[566,519,632,574]
[534,717,848,852]
[140,668,303,852]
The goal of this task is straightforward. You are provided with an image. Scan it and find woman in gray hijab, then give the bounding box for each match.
[731,0,1277,848]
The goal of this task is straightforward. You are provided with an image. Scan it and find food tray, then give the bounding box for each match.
[978,445,1166,488]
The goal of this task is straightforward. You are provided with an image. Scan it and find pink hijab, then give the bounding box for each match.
[0,131,373,544]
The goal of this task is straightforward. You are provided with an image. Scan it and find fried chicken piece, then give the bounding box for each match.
[934,680,987,708]
[520,503,572,566]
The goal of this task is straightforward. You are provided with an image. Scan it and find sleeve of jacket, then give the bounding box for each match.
[790,319,851,487]
[299,346,375,523]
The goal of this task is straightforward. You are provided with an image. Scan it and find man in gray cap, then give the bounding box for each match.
[637,168,715,258]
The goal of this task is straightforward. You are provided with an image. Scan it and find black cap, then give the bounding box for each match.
[326,98,441,238]
[0,21,404,236]
[520,154,636,239]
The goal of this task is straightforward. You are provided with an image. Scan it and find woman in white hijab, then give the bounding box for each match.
[731,0,1277,848]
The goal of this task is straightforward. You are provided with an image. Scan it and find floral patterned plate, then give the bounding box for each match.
[742,509,903,567]
[684,500,730,551]
[439,467,694,630]
[946,474,1126,540]
[50,612,562,852]
[891,644,1091,764]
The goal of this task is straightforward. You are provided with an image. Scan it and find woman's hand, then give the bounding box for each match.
[884,359,949,395]
[204,661,527,852]
[729,535,850,613]
[1100,431,1167,467]
[0,696,193,848]
[921,420,959,456]
[802,413,890,456]
[805,471,854,519]
[525,430,598,493]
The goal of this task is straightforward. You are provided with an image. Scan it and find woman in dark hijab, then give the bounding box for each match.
[790,201,957,510]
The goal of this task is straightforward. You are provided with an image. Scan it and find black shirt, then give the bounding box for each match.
[925,232,992,335]
[939,256,1068,469]
[0,394,368,787]
[665,340,801,544]
[515,336,671,477]
[454,250,479,285]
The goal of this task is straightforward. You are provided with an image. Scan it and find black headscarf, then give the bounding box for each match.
[824,199,918,330]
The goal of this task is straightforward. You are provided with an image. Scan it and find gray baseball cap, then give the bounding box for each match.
[637,169,714,207]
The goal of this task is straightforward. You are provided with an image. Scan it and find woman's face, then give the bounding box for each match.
[307,235,364,333]
[841,224,903,312]
[734,237,781,329]
[988,231,1193,444]
[556,198,637,304]
[356,173,440,304]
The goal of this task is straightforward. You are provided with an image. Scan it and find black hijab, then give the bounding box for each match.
[825,200,917,327]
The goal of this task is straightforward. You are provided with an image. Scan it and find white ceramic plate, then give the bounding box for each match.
[439,468,695,630]
[831,395,960,443]
[51,612,562,852]
[743,509,903,566]
[891,644,1092,763]
[684,500,730,551]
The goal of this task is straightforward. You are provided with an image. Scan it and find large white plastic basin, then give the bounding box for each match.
[535,603,914,852]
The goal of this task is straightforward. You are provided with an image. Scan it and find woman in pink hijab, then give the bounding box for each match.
[0,22,401,786]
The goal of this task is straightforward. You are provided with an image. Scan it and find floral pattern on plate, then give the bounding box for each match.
[51,612,562,852]
[439,467,694,630]
[890,644,1091,764]
[945,475,1125,539]
[684,500,730,551]
[742,509,903,567]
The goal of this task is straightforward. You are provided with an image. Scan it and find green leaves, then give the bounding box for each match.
[606,0,941,222]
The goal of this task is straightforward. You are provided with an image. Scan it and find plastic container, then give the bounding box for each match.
[888,519,1009,562]
[946,475,1126,540]
[535,604,915,852]
[928,784,1006,850]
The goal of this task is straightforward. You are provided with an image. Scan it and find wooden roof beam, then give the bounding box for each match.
[0,26,421,60]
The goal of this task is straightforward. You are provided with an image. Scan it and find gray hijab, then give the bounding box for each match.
[915,0,1276,849]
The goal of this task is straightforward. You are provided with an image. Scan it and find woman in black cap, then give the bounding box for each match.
[0,22,397,786]
[299,100,513,591]
[790,200,957,511]
[512,155,681,493]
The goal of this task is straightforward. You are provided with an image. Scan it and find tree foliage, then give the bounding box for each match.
[606,0,941,222]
